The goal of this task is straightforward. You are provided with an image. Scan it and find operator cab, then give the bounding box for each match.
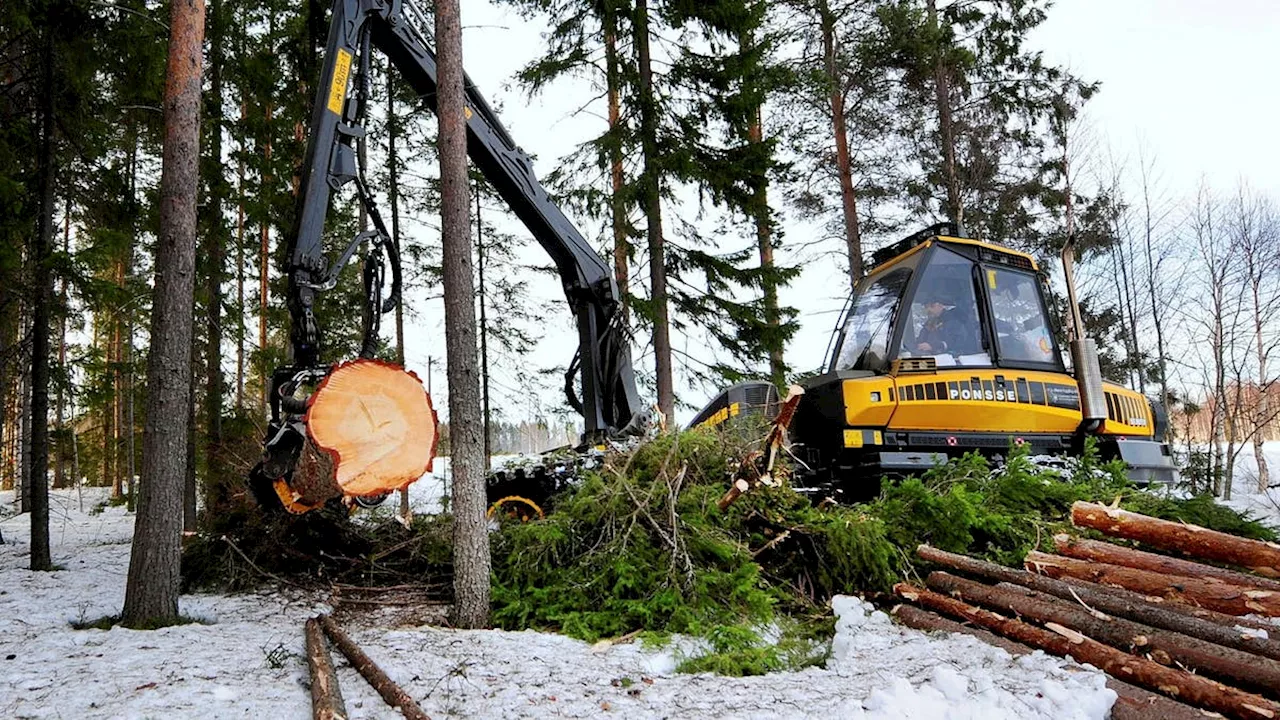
[831,224,1060,375]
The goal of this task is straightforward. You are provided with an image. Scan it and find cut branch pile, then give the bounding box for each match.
[895,501,1280,720]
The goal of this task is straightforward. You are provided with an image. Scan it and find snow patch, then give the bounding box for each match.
[0,489,1116,719]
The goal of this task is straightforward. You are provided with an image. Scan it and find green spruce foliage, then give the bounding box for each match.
[488,429,1275,676]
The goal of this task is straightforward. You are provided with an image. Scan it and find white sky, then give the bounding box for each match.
[395,0,1280,429]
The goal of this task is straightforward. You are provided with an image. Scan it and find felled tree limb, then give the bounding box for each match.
[1055,534,1280,592]
[894,583,1280,720]
[890,604,1207,720]
[317,615,430,720]
[918,545,1280,654]
[717,385,803,511]
[305,617,348,720]
[1072,502,1280,578]
[1026,550,1280,617]
[927,571,1280,697]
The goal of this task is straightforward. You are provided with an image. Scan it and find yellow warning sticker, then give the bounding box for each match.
[464,105,473,120]
[327,49,353,115]
[987,269,998,289]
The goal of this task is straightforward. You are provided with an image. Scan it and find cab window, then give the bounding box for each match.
[901,247,989,367]
[834,267,911,372]
[987,267,1056,365]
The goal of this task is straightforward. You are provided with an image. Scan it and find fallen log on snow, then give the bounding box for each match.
[1025,550,1280,617]
[305,617,348,720]
[317,614,430,720]
[919,545,1280,649]
[1072,501,1280,578]
[890,604,1207,720]
[894,583,1280,720]
[926,571,1280,698]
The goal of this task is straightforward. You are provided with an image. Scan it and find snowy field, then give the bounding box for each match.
[1210,441,1280,531]
[0,485,1118,719]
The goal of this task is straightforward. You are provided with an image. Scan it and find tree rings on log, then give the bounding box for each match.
[306,359,439,498]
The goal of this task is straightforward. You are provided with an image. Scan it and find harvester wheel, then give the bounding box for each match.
[486,495,545,523]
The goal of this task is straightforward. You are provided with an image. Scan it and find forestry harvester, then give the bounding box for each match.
[249,0,1174,514]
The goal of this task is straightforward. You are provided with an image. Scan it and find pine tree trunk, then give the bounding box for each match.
[742,28,784,388]
[236,101,246,409]
[476,189,491,466]
[204,0,226,507]
[387,73,405,367]
[122,0,204,626]
[603,0,629,322]
[820,1,862,292]
[53,198,69,490]
[19,349,30,512]
[184,344,197,531]
[258,102,271,414]
[927,0,961,228]
[387,74,411,519]
[635,0,673,424]
[29,23,56,571]
[436,0,490,630]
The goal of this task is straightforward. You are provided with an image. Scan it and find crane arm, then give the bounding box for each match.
[283,0,642,441]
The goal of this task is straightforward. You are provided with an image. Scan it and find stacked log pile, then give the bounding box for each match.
[893,501,1280,720]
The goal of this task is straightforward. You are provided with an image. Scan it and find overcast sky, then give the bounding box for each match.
[395,0,1280,428]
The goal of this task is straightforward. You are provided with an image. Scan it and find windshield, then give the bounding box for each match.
[900,247,990,367]
[988,267,1056,365]
[834,267,911,372]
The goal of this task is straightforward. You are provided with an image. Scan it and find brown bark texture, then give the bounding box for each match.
[1055,533,1280,592]
[895,583,1280,720]
[1025,550,1280,617]
[919,544,1280,642]
[435,0,490,630]
[305,617,348,720]
[927,571,1280,698]
[819,1,862,291]
[890,604,1207,720]
[1072,501,1280,578]
[28,22,56,570]
[318,615,429,720]
[121,0,204,626]
[635,0,673,425]
[603,1,628,324]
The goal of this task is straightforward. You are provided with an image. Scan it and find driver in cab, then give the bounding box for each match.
[915,297,969,356]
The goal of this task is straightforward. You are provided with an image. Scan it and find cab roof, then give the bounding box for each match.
[869,223,1040,276]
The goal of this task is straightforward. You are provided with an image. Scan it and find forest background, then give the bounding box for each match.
[1,0,1278,516]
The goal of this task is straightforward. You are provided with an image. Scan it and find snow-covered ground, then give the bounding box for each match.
[0,486,1118,719]
[1214,441,1280,530]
